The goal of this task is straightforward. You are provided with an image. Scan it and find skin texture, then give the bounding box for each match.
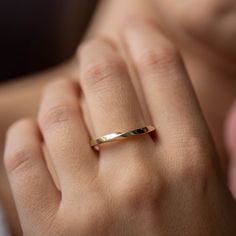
[0,0,236,234]
[0,2,160,233]
[150,0,236,197]
[0,60,78,235]
[4,25,236,235]
[151,0,236,71]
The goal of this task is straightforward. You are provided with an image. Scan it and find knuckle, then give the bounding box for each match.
[39,103,79,131]
[117,168,162,208]
[136,47,180,75]
[82,58,126,91]
[4,145,35,174]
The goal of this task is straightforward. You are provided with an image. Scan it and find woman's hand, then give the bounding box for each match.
[151,0,236,196]
[151,0,236,71]
[4,21,236,235]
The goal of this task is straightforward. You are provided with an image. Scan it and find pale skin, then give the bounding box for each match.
[1,0,236,234]
[149,0,236,196]
[4,20,236,235]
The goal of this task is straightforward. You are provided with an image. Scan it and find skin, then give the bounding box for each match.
[0,60,78,235]
[151,0,236,71]
[149,0,236,196]
[4,23,236,235]
[0,3,161,233]
[0,0,236,234]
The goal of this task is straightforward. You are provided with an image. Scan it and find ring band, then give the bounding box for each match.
[90,126,156,148]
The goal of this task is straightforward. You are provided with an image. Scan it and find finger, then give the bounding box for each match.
[4,119,60,229]
[38,79,97,194]
[124,19,215,166]
[78,38,155,167]
[79,38,145,135]
[153,0,236,71]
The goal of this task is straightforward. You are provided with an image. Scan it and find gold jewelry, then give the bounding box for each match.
[90,126,155,148]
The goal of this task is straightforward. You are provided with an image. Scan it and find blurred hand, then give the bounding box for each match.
[4,21,236,235]
[152,0,236,71]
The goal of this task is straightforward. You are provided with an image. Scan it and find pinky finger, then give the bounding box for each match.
[4,119,60,233]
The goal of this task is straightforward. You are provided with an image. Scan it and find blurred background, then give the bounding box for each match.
[0,0,98,81]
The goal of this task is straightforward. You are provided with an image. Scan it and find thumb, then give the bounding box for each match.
[225,102,236,199]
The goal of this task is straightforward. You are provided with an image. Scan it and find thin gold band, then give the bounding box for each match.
[90,126,156,148]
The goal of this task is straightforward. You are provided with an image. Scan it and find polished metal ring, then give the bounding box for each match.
[90,126,156,148]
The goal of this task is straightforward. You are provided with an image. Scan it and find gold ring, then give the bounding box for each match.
[90,126,156,148]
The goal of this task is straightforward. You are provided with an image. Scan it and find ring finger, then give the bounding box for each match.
[78,38,155,170]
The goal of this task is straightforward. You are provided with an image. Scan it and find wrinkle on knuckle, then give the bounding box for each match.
[82,58,125,91]
[39,103,79,131]
[5,145,36,174]
[136,47,180,75]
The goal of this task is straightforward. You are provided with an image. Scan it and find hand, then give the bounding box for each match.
[151,0,236,71]
[150,0,236,196]
[4,21,236,235]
